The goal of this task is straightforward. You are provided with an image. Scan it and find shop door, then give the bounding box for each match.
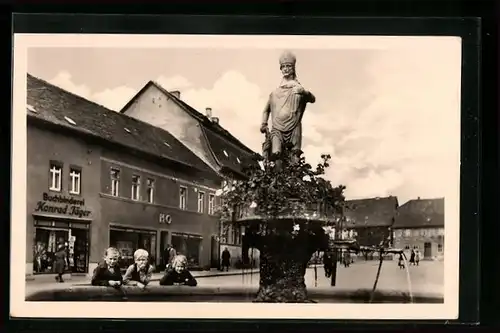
[211,235,220,269]
[159,231,169,268]
[424,242,432,259]
[34,227,69,274]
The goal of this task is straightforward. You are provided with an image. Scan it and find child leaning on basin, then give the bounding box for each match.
[159,254,197,286]
[91,247,123,287]
[122,249,154,289]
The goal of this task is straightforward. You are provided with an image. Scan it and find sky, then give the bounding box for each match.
[27,37,462,204]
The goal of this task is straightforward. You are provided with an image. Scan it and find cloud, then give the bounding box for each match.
[49,72,92,99]
[48,42,461,204]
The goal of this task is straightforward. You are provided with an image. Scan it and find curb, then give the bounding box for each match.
[151,270,259,281]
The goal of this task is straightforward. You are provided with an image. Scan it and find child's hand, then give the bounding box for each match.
[109,280,121,287]
[137,282,146,290]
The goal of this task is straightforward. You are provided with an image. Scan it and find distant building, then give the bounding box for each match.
[26,74,221,278]
[120,81,259,268]
[393,197,445,260]
[342,196,399,258]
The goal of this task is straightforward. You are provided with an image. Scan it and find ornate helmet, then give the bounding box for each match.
[279,50,296,67]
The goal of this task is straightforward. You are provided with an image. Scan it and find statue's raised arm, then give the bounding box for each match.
[260,51,315,162]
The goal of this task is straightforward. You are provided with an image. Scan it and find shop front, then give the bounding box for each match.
[171,232,203,268]
[31,192,93,275]
[33,219,90,274]
[109,225,157,270]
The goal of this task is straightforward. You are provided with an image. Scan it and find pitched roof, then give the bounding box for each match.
[344,196,399,228]
[393,198,445,228]
[26,74,218,177]
[120,81,258,175]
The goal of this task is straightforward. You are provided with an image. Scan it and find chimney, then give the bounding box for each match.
[211,117,219,124]
[417,197,421,200]
[205,107,213,118]
[170,90,181,99]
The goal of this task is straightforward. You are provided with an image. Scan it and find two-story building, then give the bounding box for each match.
[392,197,445,260]
[120,80,259,267]
[26,74,222,277]
[342,196,399,259]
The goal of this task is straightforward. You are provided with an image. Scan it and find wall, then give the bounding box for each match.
[99,150,220,268]
[122,85,218,172]
[26,123,102,274]
[393,227,445,260]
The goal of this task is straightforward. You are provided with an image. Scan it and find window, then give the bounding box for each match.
[179,186,187,210]
[69,168,81,195]
[208,194,215,215]
[404,229,411,237]
[131,175,141,201]
[110,168,120,197]
[438,243,443,252]
[49,163,62,191]
[146,178,155,203]
[197,191,205,213]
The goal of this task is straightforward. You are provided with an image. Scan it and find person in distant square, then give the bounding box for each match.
[54,244,68,283]
[159,254,197,286]
[342,251,351,268]
[414,249,421,266]
[221,247,231,272]
[91,247,123,287]
[322,251,333,278]
[409,249,416,266]
[398,252,406,269]
[123,249,154,289]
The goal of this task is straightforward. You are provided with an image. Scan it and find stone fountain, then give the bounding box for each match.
[219,50,347,303]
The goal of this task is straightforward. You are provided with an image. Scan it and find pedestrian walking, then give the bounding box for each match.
[53,244,67,282]
[398,253,405,269]
[323,251,333,278]
[415,249,421,266]
[410,249,416,266]
[221,247,231,272]
[343,251,351,268]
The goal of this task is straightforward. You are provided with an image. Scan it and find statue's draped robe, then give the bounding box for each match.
[262,80,314,154]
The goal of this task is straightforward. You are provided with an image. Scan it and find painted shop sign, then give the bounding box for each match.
[159,213,172,224]
[34,192,91,218]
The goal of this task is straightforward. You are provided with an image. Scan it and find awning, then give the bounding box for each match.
[171,232,203,239]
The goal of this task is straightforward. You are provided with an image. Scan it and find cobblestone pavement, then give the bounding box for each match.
[198,260,444,295]
[24,260,443,297]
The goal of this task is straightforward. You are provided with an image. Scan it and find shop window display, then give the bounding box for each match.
[172,233,202,267]
[110,228,156,270]
[33,221,89,274]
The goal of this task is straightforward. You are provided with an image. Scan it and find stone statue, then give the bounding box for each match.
[260,51,316,161]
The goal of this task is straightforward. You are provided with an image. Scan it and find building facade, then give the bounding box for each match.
[26,74,222,277]
[342,196,399,259]
[120,81,259,267]
[392,197,445,260]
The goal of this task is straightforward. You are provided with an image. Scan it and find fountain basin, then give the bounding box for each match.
[26,285,443,303]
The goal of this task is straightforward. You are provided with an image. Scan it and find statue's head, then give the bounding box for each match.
[279,50,296,79]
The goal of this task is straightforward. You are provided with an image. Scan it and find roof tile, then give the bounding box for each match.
[27,74,217,176]
[344,196,399,228]
[393,198,444,228]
